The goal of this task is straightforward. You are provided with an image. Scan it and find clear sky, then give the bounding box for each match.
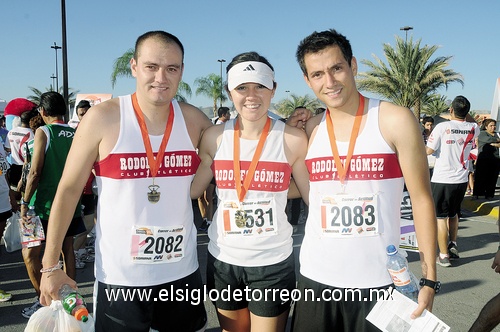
[1,0,498,113]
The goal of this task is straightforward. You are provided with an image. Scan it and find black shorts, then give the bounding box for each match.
[0,209,12,222]
[431,182,468,218]
[7,164,22,188]
[81,194,97,215]
[40,216,86,238]
[207,251,296,317]
[291,273,389,332]
[95,269,207,332]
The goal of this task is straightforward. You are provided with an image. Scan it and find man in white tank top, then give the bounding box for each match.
[291,29,439,332]
[39,31,213,331]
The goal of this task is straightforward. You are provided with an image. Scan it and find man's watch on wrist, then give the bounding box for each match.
[21,198,29,206]
[419,278,441,293]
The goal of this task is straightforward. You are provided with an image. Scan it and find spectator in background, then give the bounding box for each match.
[213,106,231,125]
[20,91,85,318]
[473,119,500,199]
[6,109,36,199]
[426,96,479,266]
[75,100,91,121]
[422,116,434,145]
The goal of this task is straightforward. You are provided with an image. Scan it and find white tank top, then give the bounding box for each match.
[301,98,405,288]
[208,119,293,266]
[94,95,200,286]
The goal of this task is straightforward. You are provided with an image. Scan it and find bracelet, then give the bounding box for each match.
[40,261,63,273]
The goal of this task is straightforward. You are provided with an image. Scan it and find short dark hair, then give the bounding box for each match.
[422,116,434,124]
[39,91,66,117]
[76,100,91,110]
[451,95,470,119]
[218,106,230,118]
[134,31,184,62]
[296,29,353,76]
[20,110,36,125]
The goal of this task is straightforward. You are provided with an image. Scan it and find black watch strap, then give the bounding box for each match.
[419,278,441,293]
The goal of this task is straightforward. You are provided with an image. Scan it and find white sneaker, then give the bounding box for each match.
[21,298,42,318]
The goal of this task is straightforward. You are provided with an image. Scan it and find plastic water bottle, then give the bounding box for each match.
[58,284,89,322]
[26,205,37,219]
[386,244,419,302]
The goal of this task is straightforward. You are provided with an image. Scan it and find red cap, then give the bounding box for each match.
[4,98,37,116]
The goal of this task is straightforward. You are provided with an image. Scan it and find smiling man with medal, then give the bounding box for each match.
[291,29,439,332]
[39,31,212,331]
[191,52,310,332]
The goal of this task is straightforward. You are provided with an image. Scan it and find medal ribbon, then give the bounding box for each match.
[131,93,174,180]
[326,94,365,185]
[233,117,271,202]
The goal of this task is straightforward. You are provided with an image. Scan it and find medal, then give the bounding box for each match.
[131,93,174,203]
[147,184,161,203]
[234,209,247,228]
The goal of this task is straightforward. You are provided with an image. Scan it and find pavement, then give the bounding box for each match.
[1,196,500,331]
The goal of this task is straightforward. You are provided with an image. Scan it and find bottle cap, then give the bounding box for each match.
[386,244,397,255]
[74,307,89,322]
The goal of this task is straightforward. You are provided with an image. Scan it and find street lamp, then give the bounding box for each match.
[50,74,57,90]
[217,59,226,108]
[51,42,62,92]
[400,26,413,42]
[285,90,290,99]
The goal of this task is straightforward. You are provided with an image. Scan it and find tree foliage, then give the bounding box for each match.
[194,73,227,116]
[27,86,78,109]
[274,94,323,118]
[357,36,463,119]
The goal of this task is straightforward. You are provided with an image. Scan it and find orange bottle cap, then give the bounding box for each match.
[74,307,89,322]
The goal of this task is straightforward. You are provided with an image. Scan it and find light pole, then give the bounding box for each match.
[285,90,290,99]
[51,42,62,92]
[217,59,226,108]
[50,74,57,90]
[400,26,413,42]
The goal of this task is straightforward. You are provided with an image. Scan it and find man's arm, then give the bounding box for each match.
[284,125,310,205]
[190,125,220,199]
[21,129,47,217]
[39,105,106,306]
[380,102,437,318]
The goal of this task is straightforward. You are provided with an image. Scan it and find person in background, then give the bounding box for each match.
[0,132,18,302]
[473,119,500,199]
[291,29,438,331]
[39,30,211,331]
[20,91,85,318]
[422,116,434,145]
[6,108,36,200]
[426,96,479,266]
[213,106,231,125]
[198,106,231,232]
[191,51,309,332]
[72,99,95,269]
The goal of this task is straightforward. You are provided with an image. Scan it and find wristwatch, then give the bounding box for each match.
[419,278,441,293]
[21,198,30,206]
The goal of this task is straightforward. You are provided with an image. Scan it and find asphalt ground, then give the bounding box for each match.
[1,196,499,331]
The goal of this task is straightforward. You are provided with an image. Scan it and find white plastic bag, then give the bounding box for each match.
[2,212,22,252]
[25,300,94,332]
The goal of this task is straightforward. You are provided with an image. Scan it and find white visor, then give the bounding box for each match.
[227,61,275,91]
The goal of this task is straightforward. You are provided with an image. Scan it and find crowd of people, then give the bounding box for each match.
[0,28,498,332]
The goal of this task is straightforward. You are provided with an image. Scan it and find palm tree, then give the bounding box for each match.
[421,94,450,117]
[27,86,78,109]
[110,48,192,102]
[357,36,463,119]
[274,94,323,118]
[194,73,227,116]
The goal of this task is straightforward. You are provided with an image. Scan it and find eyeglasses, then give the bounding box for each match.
[37,107,42,113]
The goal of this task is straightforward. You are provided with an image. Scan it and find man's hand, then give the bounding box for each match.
[492,250,500,274]
[20,204,28,219]
[411,285,435,319]
[286,108,313,130]
[40,269,77,306]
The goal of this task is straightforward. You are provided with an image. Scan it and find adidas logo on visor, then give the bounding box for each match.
[243,64,255,71]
